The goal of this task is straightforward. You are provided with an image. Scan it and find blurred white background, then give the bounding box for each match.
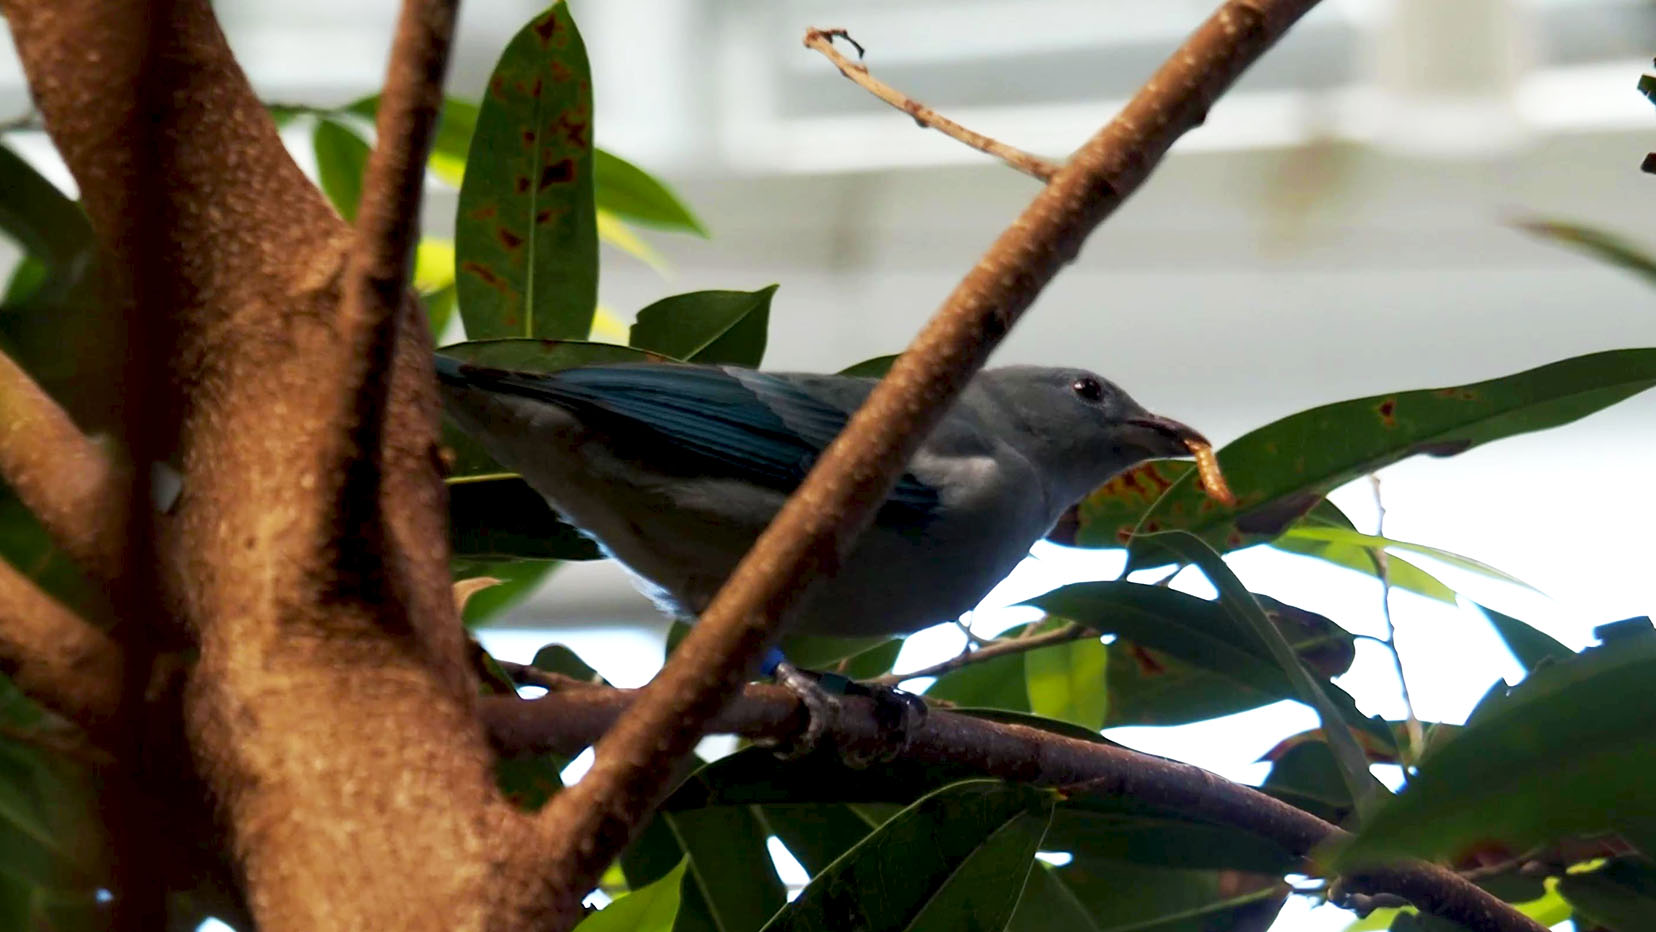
[6,1,1656,928]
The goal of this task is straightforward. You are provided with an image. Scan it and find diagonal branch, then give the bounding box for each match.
[483,686,1543,932]
[868,622,1092,687]
[523,3,1333,927]
[0,555,121,731]
[803,28,1061,182]
[0,347,125,579]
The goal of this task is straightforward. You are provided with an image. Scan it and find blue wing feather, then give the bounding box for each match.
[443,361,940,516]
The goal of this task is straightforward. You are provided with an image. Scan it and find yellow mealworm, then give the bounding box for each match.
[1186,439,1236,507]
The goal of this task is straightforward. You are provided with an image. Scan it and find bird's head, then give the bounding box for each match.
[973,366,1209,506]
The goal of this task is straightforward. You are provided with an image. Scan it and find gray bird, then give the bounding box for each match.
[435,357,1207,643]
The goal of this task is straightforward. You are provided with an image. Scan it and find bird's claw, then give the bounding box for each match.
[767,662,926,765]
[768,660,841,760]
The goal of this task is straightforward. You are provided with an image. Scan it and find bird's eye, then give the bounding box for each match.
[1071,377,1104,402]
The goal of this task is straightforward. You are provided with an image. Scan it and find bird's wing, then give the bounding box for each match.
[445,362,941,515]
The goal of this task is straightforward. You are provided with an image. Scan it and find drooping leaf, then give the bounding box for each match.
[312,117,370,221]
[1132,532,1384,816]
[629,286,778,367]
[1026,582,1370,742]
[1025,631,1109,730]
[1476,603,1573,674]
[1269,499,1457,604]
[1332,628,1656,868]
[1516,218,1656,289]
[837,355,899,379]
[575,858,688,932]
[1073,349,1656,565]
[456,2,597,340]
[530,643,604,684]
[1275,526,1535,592]
[763,780,1053,932]
[595,149,707,236]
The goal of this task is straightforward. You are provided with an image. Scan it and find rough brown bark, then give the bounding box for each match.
[0,0,510,928]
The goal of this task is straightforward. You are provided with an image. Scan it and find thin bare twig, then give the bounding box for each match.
[524,4,1342,928]
[803,28,1062,182]
[869,622,1092,687]
[1369,474,1423,759]
[483,685,1544,932]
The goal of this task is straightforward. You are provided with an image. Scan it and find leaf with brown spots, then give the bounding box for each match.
[456,2,596,341]
[1071,348,1656,568]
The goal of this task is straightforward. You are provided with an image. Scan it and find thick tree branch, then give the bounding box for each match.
[803,28,1061,182]
[485,686,1545,932]
[524,4,1341,926]
[0,348,125,579]
[0,556,121,730]
[1,0,509,927]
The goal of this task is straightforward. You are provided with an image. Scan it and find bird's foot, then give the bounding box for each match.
[767,662,926,765]
[769,660,840,759]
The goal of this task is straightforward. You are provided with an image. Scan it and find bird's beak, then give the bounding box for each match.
[1121,413,1210,460]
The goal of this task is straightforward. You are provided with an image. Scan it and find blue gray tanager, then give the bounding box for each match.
[435,356,1208,643]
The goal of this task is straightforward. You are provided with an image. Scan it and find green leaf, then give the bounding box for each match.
[0,146,94,274]
[1516,218,1656,289]
[1558,856,1656,931]
[1132,533,1384,817]
[595,149,707,236]
[1012,856,1287,932]
[430,98,480,187]
[1073,349,1656,563]
[775,634,890,671]
[456,3,597,340]
[1476,603,1573,674]
[312,117,370,221]
[576,859,688,932]
[763,780,1053,932]
[494,751,564,811]
[668,806,787,932]
[757,805,878,877]
[1332,630,1656,867]
[450,557,558,625]
[1046,797,1295,874]
[629,286,778,366]
[1263,740,1356,825]
[1025,632,1108,730]
[530,643,603,683]
[1640,72,1656,108]
[1276,526,1535,592]
[1270,499,1457,604]
[1026,582,1366,732]
[837,355,899,378]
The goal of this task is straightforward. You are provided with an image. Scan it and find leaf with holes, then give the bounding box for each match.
[457,2,597,340]
[1071,349,1656,567]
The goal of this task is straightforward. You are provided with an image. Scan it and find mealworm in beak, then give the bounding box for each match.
[1186,440,1236,507]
